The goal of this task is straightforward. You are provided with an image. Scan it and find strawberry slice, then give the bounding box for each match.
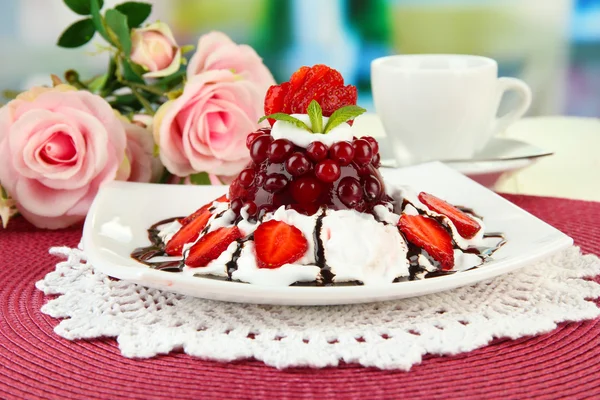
[179,194,228,226]
[398,215,454,270]
[186,226,242,268]
[165,211,213,256]
[254,220,308,269]
[418,192,481,239]
[264,82,291,125]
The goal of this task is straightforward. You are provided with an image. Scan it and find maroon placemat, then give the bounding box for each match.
[1,194,599,400]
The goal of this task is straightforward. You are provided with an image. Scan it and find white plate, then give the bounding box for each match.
[82,162,572,306]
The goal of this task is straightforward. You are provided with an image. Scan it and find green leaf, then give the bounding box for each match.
[189,172,211,185]
[258,113,311,132]
[180,44,195,54]
[64,0,104,15]
[87,73,108,92]
[2,90,20,100]
[115,2,152,28]
[323,105,367,133]
[105,9,131,55]
[307,100,323,133]
[90,0,111,43]
[121,59,145,83]
[57,18,96,48]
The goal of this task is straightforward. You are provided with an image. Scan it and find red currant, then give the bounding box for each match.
[291,176,322,204]
[254,172,266,187]
[352,139,373,165]
[268,139,294,163]
[306,142,328,162]
[315,159,341,183]
[246,132,262,149]
[264,173,288,193]
[329,141,354,166]
[372,153,381,168]
[243,201,257,217]
[250,135,272,163]
[363,136,379,154]
[337,177,362,207]
[285,152,312,176]
[230,198,243,214]
[238,168,255,188]
[364,175,382,201]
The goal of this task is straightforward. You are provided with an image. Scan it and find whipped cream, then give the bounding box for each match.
[270,114,353,147]
[321,210,409,284]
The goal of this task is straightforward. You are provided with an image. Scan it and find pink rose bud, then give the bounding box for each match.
[0,86,127,229]
[187,31,275,98]
[130,22,181,78]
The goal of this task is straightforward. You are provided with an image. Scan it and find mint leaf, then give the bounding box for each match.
[258,113,311,132]
[323,105,366,133]
[105,9,131,55]
[115,2,152,28]
[57,18,96,48]
[307,100,323,133]
[64,0,104,15]
[189,172,211,185]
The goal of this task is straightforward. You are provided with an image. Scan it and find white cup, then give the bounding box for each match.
[371,54,532,164]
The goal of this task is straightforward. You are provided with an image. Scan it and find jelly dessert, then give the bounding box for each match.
[132,65,504,286]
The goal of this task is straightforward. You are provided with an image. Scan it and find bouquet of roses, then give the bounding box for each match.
[0,0,274,229]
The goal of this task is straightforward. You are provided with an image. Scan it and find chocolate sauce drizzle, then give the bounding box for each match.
[225,235,254,279]
[131,217,185,272]
[130,204,506,286]
[313,210,334,285]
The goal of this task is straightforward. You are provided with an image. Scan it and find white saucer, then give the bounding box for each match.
[379,137,552,188]
[82,162,571,306]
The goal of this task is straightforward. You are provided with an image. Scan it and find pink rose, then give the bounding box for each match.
[0,86,127,229]
[187,31,275,96]
[154,69,265,177]
[130,22,181,78]
[121,117,164,183]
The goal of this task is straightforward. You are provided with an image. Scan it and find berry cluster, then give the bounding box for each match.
[229,128,387,219]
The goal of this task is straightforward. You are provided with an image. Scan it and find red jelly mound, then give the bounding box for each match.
[229,129,387,219]
[264,65,357,125]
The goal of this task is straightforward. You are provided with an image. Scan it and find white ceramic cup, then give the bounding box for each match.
[371,54,532,164]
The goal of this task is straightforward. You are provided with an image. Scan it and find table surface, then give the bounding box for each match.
[1,194,599,399]
[355,115,600,202]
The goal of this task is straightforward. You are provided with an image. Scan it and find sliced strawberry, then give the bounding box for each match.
[179,194,228,226]
[254,220,308,269]
[398,215,454,270]
[418,192,481,239]
[166,211,212,256]
[264,82,291,125]
[289,66,310,91]
[320,85,358,117]
[186,226,242,268]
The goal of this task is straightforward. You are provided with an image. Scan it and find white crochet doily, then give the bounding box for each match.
[36,245,600,370]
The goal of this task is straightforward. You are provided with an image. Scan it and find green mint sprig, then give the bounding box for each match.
[323,105,366,133]
[258,113,311,132]
[307,100,323,133]
[259,100,366,135]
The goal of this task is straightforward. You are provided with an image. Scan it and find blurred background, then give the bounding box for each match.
[0,0,599,116]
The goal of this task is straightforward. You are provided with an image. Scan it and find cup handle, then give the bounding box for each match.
[491,77,532,137]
